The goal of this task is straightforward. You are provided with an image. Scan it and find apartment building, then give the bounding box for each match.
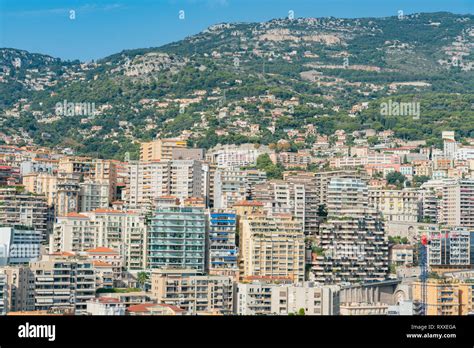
[50,213,95,253]
[57,156,93,176]
[123,212,148,270]
[90,159,118,201]
[85,247,123,287]
[390,244,414,266]
[79,181,110,212]
[213,168,266,209]
[252,179,316,236]
[277,151,312,169]
[147,206,208,272]
[127,160,209,209]
[151,268,234,314]
[313,212,389,284]
[314,177,389,283]
[20,159,57,176]
[0,187,49,240]
[97,291,151,308]
[440,180,474,228]
[252,180,304,215]
[55,172,81,217]
[327,177,369,214]
[86,297,126,315]
[0,266,35,312]
[413,279,473,315]
[442,131,458,160]
[30,254,96,314]
[368,188,420,222]
[169,160,209,205]
[455,147,474,161]
[50,210,147,269]
[0,165,19,186]
[0,273,6,315]
[427,226,471,269]
[91,209,130,257]
[330,153,400,169]
[22,172,57,206]
[234,281,340,315]
[206,143,272,168]
[92,260,114,289]
[0,227,42,265]
[208,210,238,277]
[313,170,366,206]
[270,282,340,315]
[140,138,187,162]
[235,281,278,315]
[128,161,171,209]
[240,213,305,282]
[419,188,439,223]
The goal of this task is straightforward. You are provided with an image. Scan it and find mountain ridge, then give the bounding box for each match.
[1,11,473,159]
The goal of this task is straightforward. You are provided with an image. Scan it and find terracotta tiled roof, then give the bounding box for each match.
[93,260,113,267]
[86,247,118,254]
[62,212,89,219]
[127,303,185,313]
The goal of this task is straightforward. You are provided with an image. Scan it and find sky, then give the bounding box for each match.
[1,0,473,61]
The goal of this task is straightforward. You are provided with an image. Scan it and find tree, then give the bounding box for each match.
[317,204,328,218]
[367,136,379,146]
[386,171,407,188]
[256,153,273,168]
[255,153,284,179]
[297,308,306,316]
[412,175,430,187]
[312,246,325,256]
[137,271,149,290]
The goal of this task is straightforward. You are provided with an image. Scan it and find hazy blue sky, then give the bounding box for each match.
[1,0,472,61]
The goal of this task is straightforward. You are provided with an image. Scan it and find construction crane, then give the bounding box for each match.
[419,234,429,315]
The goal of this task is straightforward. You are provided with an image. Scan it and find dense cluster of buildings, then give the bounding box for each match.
[0,130,474,316]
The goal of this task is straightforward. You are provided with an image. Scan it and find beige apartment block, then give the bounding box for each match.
[369,188,420,222]
[240,213,305,282]
[140,138,187,162]
[413,279,474,315]
[151,269,234,314]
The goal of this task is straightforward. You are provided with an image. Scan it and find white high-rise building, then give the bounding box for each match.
[427,226,471,267]
[0,227,43,266]
[207,144,272,168]
[440,179,474,228]
[235,281,340,315]
[50,209,147,269]
[127,160,209,209]
[213,168,266,209]
[128,161,171,209]
[79,181,110,212]
[442,131,457,159]
[327,177,369,214]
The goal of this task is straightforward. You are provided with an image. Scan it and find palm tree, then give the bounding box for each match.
[137,271,149,290]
